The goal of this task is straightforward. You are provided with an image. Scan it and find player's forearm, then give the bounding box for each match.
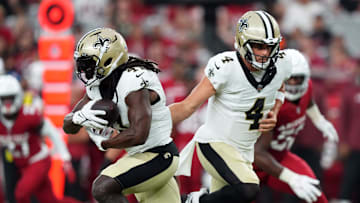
[306,104,325,126]
[102,128,149,149]
[272,84,285,116]
[63,113,82,134]
[169,102,198,125]
[42,118,71,161]
[63,95,90,134]
[271,99,283,117]
[254,151,284,178]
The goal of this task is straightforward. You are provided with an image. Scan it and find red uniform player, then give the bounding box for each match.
[254,49,339,203]
[0,75,79,203]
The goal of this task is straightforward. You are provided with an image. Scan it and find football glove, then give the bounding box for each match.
[87,127,113,151]
[316,119,339,142]
[72,100,108,130]
[279,167,321,203]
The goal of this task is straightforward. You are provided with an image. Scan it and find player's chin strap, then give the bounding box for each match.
[237,52,277,92]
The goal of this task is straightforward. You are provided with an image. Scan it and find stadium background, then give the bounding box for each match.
[0,0,359,202]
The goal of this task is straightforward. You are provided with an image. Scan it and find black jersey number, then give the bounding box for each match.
[245,98,265,130]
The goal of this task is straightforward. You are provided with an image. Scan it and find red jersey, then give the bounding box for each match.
[0,105,47,168]
[269,80,313,160]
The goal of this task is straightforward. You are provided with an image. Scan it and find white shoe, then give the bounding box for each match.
[185,188,208,203]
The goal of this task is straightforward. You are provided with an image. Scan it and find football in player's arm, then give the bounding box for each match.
[254,49,338,203]
[170,10,292,203]
[62,28,181,203]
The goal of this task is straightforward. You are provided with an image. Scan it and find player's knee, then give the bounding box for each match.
[92,175,122,201]
[233,183,260,202]
[92,178,107,201]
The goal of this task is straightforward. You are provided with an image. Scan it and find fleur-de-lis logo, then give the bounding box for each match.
[94,35,110,50]
[238,18,249,32]
[140,78,149,88]
[207,68,215,78]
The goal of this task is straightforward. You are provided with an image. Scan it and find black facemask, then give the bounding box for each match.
[76,56,97,80]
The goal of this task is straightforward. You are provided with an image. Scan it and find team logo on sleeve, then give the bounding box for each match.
[207,68,215,78]
[140,78,149,88]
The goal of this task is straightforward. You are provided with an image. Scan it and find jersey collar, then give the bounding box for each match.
[237,52,277,92]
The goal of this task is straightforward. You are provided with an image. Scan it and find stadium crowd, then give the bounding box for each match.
[0,0,359,202]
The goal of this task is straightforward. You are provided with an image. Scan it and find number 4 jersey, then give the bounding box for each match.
[194,50,293,163]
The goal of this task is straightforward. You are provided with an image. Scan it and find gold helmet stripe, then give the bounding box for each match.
[255,11,274,39]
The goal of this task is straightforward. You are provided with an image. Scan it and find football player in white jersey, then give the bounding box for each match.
[170,10,293,203]
[62,28,181,203]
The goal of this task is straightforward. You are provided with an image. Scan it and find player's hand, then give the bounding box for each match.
[87,127,113,151]
[317,119,338,142]
[63,161,76,184]
[280,168,321,203]
[259,111,277,132]
[72,100,108,130]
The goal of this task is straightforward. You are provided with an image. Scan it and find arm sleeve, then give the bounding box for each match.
[41,118,71,161]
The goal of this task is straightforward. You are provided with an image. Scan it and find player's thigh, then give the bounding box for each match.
[196,142,259,187]
[210,176,227,193]
[34,177,59,202]
[16,157,52,196]
[101,151,179,195]
[135,176,181,203]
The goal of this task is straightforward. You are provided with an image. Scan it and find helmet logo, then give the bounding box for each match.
[94,35,110,51]
[238,18,249,32]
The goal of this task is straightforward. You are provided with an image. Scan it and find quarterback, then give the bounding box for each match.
[170,10,292,203]
[254,49,338,203]
[62,28,181,203]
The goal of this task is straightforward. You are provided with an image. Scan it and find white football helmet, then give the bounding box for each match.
[284,49,311,101]
[235,10,282,70]
[74,27,129,87]
[0,75,24,116]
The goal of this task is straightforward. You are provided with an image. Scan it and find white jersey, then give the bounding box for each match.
[194,51,292,163]
[86,67,173,155]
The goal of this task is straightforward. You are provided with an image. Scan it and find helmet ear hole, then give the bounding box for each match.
[104,58,112,67]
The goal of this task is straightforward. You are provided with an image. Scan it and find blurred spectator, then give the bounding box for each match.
[13,27,37,73]
[328,36,357,76]
[280,0,326,37]
[161,58,190,105]
[73,0,110,31]
[326,1,360,58]
[0,5,14,48]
